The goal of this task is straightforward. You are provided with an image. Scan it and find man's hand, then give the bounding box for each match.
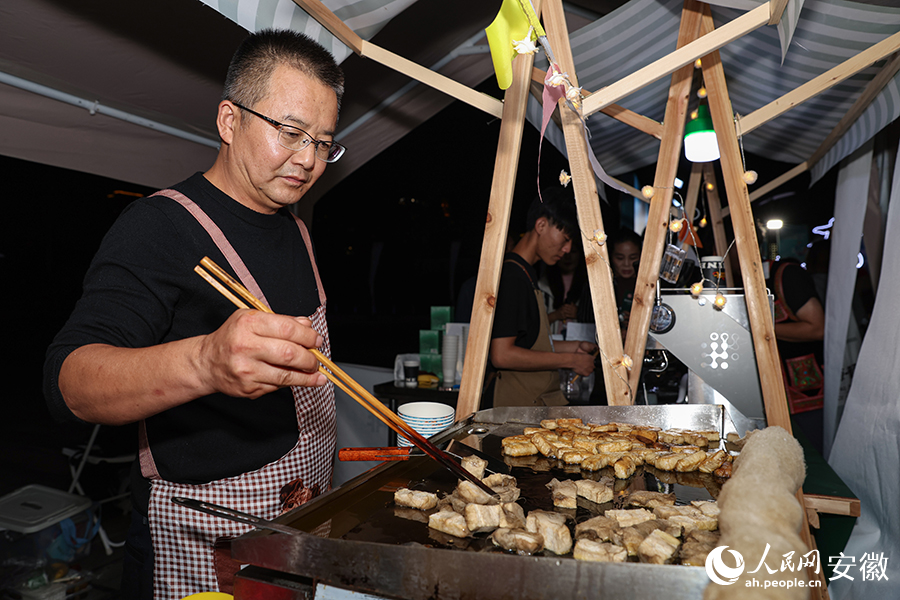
[570,341,598,376]
[196,310,327,398]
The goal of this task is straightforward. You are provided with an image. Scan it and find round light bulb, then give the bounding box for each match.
[690,109,699,120]
[694,58,702,69]
[642,185,655,199]
[743,170,758,184]
[593,229,607,245]
[697,87,707,99]
[699,216,708,228]
[669,219,684,233]
[621,354,634,370]
[706,182,714,191]
[691,282,704,297]
[714,293,727,309]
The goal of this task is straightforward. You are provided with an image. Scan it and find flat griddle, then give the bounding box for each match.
[231,404,730,600]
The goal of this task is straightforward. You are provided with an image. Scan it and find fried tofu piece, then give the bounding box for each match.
[581,452,626,471]
[464,503,503,533]
[461,455,488,480]
[574,479,613,505]
[428,510,469,538]
[699,450,728,473]
[394,488,439,511]
[595,438,634,453]
[655,505,718,532]
[547,478,578,509]
[637,529,681,564]
[631,428,660,444]
[499,502,526,530]
[614,453,642,479]
[559,449,592,465]
[540,419,559,430]
[557,418,584,428]
[526,510,572,555]
[503,440,539,457]
[653,452,682,471]
[626,490,676,508]
[491,528,544,555]
[574,539,628,562]
[659,430,685,445]
[714,461,733,478]
[681,431,710,448]
[605,508,654,528]
[691,500,720,517]
[456,480,495,505]
[483,473,516,488]
[675,450,708,472]
[530,433,556,457]
[575,515,619,542]
[522,427,545,436]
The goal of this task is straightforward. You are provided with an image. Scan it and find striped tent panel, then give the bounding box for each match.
[531,0,900,185]
[704,0,806,63]
[198,0,417,64]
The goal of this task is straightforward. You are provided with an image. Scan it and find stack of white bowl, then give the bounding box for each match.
[396,401,455,447]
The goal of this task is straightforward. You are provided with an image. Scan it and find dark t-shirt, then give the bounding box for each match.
[43,173,321,514]
[490,252,542,357]
[770,262,823,363]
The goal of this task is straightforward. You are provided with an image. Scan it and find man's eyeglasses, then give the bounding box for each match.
[232,102,346,163]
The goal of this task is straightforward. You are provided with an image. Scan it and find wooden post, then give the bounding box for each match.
[703,163,735,288]
[541,0,632,405]
[683,161,703,226]
[455,17,540,421]
[624,0,704,395]
[699,7,827,597]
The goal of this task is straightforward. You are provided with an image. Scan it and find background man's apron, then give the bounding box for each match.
[140,190,336,600]
[494,261,567,407]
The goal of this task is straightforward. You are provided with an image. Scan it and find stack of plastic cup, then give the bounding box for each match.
[396,402,455,447]
[442,334,459,386]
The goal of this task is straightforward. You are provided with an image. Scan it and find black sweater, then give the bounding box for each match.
[44,173,322,513]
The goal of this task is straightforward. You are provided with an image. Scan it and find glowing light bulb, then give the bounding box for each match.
[669,219,684,233]
[691,282,704,297]
[699,216,708,228]
[694,58,702,69]
[621,355,634,370]
[706,182,714,191]
[743,170,758,184]
[593,229,607,245]
[559,170,572,187]
[690,109,699,120]
[697,87,707,99]
[642,185,655,199]
[714,293,727,309]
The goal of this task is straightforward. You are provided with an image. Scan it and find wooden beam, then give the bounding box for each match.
[291,0,364,54]
[738,32,900,137]
[768,0,790,25]
[703,164,735,288]
[804,494,862,518]
[455,25,540,420]
[531,68,664,139]
[683,161,703,224]
[360,41,503,119]
[293,0,503,118]
[582,3,769,118]
[543,0,632,405]
[624,0,704,395]
[699,11,828,596]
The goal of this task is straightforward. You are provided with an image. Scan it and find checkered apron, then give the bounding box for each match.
[140,190,335,600]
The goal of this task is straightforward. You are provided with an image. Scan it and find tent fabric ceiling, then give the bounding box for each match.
[531,0,900,186]
[0,0,898,199]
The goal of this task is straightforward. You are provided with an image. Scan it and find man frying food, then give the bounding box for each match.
[43,29,343,600]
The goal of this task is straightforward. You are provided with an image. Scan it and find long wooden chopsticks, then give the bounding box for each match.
[194,256,496,496]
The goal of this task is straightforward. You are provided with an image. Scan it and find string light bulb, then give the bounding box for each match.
[743,170,758,185]
[669,218,684,233]
[620,354,634,370]
[592,229,607,245]
[694,58,702,69]
[690,109,699,120]
[714,293,727,309]
[699,216,708,228]
[706,182,715,191]
[691,282,704,297]
[642,185,655,199]
[697,86,707,99]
